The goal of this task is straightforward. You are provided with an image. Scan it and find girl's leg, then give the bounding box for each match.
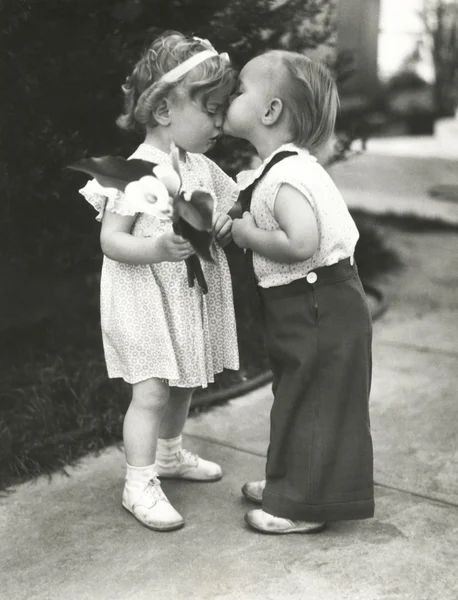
[122,377,184,531]
[158,386,194,440]
[123,377,170,466]
[155,386,222,481]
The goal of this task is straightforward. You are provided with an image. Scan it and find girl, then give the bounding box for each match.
[224,51,374,534]
[79,32,239,531]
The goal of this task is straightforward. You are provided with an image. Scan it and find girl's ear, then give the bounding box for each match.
[262,98,283,126]
[152,98,171,126]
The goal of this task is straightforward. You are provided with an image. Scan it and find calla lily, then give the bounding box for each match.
[124,176,173,218]
[152,164,181,198]
[69,144,217,293]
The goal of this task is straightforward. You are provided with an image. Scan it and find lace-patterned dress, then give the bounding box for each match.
[79,143,239,387]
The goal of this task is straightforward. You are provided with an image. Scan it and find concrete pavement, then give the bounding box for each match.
[328,137,458,225]
[2,142,458,600]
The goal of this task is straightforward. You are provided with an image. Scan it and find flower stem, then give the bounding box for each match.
[173,220,208,294]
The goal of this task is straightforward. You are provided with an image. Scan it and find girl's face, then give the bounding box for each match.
[224,57,273,141]
[167,86,229,153]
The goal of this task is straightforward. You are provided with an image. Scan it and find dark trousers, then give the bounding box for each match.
[259,259,374,521]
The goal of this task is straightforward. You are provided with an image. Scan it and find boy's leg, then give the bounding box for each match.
[261,273,374,525]
[244,287,327,532]
[240,352,281,505]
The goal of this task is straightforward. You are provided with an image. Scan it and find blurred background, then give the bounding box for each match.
[338,0,457,140]
[1,0,457,488]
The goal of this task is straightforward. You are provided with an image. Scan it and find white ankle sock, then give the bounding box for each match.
[156,435,182,468]
[125,463,157,494]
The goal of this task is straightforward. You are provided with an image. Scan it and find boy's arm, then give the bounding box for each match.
[232,183,319,263]
[213,212,233,247]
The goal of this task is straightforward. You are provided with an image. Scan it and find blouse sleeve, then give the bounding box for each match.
[203,157,239,213]
[265,159,317,217]
[79,179,138,222]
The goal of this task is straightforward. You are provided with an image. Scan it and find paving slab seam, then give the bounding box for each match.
[374,482,458,509]
[185,432,266,458]
[377,339,458,358]
[186,433,458,510]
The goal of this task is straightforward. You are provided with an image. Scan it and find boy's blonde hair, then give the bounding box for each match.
[117,31,235,132]
[265,50,339,152]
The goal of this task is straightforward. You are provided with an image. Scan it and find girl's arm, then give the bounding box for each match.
[231,183,319,263]
[100,211,193,264]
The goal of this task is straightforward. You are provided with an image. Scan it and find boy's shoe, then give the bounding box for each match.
[245,509,327,535]
[156,449,222,482]
[122,476,184,531]
[241,480,265,504]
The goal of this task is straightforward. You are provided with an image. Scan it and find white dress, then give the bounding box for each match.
[79,143,240,387]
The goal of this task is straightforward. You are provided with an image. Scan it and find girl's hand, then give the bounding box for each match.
[158,231,194,262]
[231,212,257,249]
[213,212,233,247]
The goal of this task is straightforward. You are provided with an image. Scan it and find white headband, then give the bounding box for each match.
[161,49,229,84]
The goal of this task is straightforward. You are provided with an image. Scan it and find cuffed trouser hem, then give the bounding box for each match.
[262,489,375,522]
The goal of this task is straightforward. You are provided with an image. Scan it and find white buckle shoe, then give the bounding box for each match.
[245,509,327,535]
[122,476,184,531]
[241,480,265,504]
[156,449,222,482]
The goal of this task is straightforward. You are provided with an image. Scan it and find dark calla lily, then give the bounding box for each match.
[68,157,154,192]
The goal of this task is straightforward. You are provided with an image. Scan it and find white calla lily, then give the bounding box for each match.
[152,164,181,197]
[124,176,173,218]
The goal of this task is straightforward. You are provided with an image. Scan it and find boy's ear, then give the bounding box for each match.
[153,98,171,126]
[262,98,283,126]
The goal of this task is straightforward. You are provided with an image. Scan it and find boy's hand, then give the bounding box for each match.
[232,212,257,249]
[213,212,233,247]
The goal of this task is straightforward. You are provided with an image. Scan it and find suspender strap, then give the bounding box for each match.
[229,150,298,219]
[225,150,299,309]
[240,150,298,210]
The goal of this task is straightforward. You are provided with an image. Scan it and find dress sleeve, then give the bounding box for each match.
[79,179,138,222]
[203,157,239,213]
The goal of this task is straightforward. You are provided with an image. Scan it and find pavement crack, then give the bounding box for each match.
[373,481,458,508]
[377,339,458,358]
[184,432,266,458]
[185,434,458,509]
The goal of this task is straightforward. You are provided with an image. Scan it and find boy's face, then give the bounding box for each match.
[223,57,274,141]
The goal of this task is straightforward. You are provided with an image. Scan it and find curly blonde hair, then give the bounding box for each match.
[264,50,339,152]
[117,31,235,132]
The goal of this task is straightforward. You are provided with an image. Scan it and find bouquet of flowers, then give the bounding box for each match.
[69,145,216,293]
